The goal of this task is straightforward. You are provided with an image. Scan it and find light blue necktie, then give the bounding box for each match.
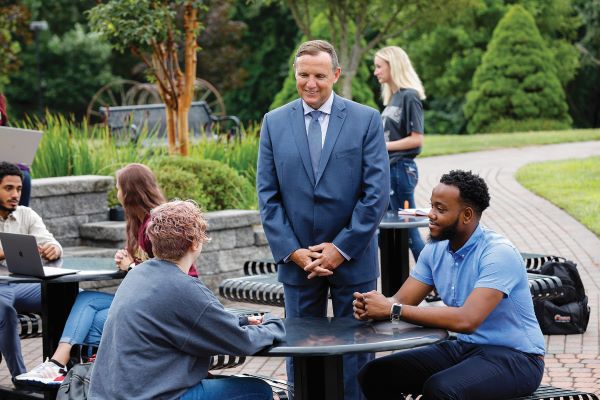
[307,110,322,179]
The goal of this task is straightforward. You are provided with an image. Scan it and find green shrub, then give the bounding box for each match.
[154,166,211,208]
[150,157,256,211]
[464,5,571,134]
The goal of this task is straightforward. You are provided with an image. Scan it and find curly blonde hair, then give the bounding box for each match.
[146,200,209,261]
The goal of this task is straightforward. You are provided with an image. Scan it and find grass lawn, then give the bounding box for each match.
[422,129,600,157]
[516,156,600,237]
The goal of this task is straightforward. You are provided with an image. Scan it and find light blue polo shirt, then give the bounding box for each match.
[411,224,545,355]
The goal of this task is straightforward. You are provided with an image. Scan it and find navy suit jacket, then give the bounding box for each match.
[257,94,390,286]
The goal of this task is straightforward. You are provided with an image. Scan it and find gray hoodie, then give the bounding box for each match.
[89,258,285,400]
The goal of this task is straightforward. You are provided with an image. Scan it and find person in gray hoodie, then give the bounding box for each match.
[88,200,285,400]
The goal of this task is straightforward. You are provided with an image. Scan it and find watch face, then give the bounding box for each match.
[391,304,401,320]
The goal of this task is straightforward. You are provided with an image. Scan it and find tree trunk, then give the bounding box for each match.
[177,106,189,156]
[339,73,354,99]
[165,106,177,155]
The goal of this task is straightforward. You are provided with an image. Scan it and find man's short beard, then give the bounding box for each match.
[0,203,16,213]
[428,218,459,243]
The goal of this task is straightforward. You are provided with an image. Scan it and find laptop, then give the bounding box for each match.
[0,126,43,165]
[0,232,78,278]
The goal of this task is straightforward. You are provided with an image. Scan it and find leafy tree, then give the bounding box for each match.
[0,3,31,91]
[223,2,300,122]
[464,5,571,133]
[398,0,581,134]
[567,0,600,128]
[21,0,97,36]
[88,0,204,156]
[270,12,377,110]
[196,0,247,94]
[278,0,469,100]
[5,25,115,119]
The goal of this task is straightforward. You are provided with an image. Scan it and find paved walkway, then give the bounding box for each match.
[2,141,600,394]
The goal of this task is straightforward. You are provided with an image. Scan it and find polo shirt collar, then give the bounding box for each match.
[447,223,483,258]
[302,92,335,116]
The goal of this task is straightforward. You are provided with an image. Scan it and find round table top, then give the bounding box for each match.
[262,317,448,357]
[379,213,429,229]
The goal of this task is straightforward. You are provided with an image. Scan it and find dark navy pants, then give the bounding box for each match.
[358,339,544,400]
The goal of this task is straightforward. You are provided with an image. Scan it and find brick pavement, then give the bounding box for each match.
[2,141,600,395]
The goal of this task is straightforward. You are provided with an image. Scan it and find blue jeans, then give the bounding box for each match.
[60,291,114,346]
[179,376,272,400]
[389,159,425,260]
[0,283,41,376]
[19,168,31,207]
[358,340,544,399]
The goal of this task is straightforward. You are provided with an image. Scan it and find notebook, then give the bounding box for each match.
[0,126,43,165]
[0,232,78,278]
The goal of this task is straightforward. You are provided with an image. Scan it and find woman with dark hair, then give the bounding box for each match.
[15,163,198,386]
[112,163,197,277]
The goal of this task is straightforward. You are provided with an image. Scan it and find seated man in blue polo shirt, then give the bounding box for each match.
[353,170,544,400]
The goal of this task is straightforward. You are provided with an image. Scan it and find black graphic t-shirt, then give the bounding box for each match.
[381,88,424,164]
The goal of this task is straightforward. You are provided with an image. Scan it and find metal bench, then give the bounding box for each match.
[99,100,240,143]
[220,261,563,307]
[527,273,564,301]
[521,252,563,273]
[220,273,285,307]
[18,313,43,339]
[405,385,599,399]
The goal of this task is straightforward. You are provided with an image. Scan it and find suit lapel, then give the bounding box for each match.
[316,95,346,185]
[290,99,316,186]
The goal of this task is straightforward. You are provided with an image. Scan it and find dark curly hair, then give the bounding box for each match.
[0,161,23,183]
[440,170,490,215]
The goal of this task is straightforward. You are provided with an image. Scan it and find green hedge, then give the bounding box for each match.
[149,157,256,211]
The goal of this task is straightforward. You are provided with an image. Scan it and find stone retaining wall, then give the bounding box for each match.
[30,176,114,247]
[29,176,272,293]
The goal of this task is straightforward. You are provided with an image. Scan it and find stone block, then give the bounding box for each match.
[253,225,269,246]
[32,175,113,197]
[234,227,256,248]
[196,245,272,276]
[45,215,90,241]
[205,210,261,231]
[31,193,107,219]
[203,229,236,252]
[80,221,126,242]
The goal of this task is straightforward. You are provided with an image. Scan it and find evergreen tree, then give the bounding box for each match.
[464,5,571,133]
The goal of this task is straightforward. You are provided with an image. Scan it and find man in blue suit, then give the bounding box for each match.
[257,40,390,399]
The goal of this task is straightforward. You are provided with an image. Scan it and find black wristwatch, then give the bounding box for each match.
[390,303,403,322]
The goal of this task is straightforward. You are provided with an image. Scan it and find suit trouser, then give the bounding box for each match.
[0,282,41,376]
[283,278,377,400]
[358,339,544,400]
